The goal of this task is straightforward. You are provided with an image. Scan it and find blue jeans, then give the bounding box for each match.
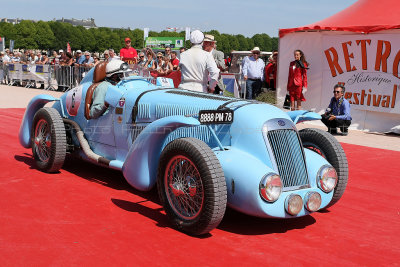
[245,79,262,99]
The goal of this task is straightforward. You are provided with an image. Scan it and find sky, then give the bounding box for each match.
[0,0,359,37]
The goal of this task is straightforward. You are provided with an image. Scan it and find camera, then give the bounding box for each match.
[322,108,332,120]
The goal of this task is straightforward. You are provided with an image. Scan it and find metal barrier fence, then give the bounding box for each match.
[0,63,92,91]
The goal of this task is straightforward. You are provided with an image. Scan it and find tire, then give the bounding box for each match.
[299,128,348,209]
[31,107,66,173]
[157,138,227,235]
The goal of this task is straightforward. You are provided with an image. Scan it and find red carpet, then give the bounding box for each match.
[1,108,399,266]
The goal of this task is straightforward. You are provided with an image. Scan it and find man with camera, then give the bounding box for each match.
[321,83,352,135]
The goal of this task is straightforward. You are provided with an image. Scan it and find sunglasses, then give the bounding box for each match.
[140,56,144,58]
[252,52,260,55]
[125,41,131,43]
[333,91,342,93]
[157,56,162,58]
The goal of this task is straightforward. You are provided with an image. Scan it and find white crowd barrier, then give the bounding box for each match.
[0,63,92,91]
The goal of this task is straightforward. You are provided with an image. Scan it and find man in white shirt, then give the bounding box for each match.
[179,30,219,93]
[0,51,10,63]
[109,49,120,61]
[242,47,265,99]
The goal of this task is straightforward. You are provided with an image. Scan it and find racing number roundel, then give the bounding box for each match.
[66,85,83,116]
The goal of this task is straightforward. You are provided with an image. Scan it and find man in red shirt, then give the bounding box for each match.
[120,37,138,64]
[170,51,179,70]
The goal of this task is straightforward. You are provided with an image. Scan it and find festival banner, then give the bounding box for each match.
[0,37,4,52]
[145,37,184,50]
[144,28,149,40]
[322,34,400,114]
[185,27,191,41]
[9,40,14,52]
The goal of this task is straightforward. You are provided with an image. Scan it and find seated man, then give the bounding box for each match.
[321,84,352,135]
[90,60,129,119]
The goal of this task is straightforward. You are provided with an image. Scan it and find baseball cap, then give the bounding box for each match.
[125,37,131,42]
[59,49,64,53]
[76,50,82,53]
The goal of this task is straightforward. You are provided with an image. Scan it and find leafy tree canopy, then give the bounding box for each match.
[0,21,279,55]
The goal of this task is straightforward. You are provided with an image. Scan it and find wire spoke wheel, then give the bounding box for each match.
[34,119,52,163]
[157,138,227,235]
[31,108,66,173]
[165,155,204,220]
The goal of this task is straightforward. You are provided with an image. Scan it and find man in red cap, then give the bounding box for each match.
[120,37,138,64]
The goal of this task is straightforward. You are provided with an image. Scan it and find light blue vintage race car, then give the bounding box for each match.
[19,62,348,235]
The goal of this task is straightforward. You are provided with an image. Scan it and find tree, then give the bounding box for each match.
[0,22,18,45]
[236,34,249,51]
[131,28,144,49]
[271,37,279,51]
[35,21,55,50]
[15,20,38,49]
[0,20,280,54]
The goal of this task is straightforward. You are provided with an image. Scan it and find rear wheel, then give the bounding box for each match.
[31,107,66,173]
[299,128,348,209]
[157,138,227,235]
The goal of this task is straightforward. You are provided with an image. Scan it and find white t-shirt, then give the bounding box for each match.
[2,54,10,63]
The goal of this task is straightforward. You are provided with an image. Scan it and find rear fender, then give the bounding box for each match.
[122,115,200,191]
[19,95,59,148]
[287,110,321,124]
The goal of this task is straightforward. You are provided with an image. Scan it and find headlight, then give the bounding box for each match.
[317,165,338,193]
[259,174,282,202]
[304,192,322,212]
[285,194,303,215]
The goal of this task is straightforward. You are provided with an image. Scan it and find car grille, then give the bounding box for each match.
[267,129,309,190]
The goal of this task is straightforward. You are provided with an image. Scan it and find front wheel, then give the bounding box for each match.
[31,107,66,173]
[299,128,348,209]
[157,138,227,235]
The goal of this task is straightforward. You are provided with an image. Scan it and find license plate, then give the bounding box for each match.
[198,109,234,124]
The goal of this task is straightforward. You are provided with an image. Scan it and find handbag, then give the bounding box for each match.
[283,93,290,109]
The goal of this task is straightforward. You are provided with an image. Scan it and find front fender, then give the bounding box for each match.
[215,147,273,217]
[19,95,58,148]
[287,110,321,124]
[122,115,200,191]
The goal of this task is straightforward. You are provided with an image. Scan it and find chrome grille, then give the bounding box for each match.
[267,129,309,190]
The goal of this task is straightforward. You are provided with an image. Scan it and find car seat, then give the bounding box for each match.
[84,61,107,120]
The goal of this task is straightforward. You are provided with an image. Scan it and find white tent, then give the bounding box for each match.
[277,0,400,132]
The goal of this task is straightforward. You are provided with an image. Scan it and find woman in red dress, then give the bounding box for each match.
[287,50,308,110]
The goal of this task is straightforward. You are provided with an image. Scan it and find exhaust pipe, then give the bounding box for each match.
[63,118,110,166]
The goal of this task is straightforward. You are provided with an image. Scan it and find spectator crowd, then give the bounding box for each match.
[0,35,352,135]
